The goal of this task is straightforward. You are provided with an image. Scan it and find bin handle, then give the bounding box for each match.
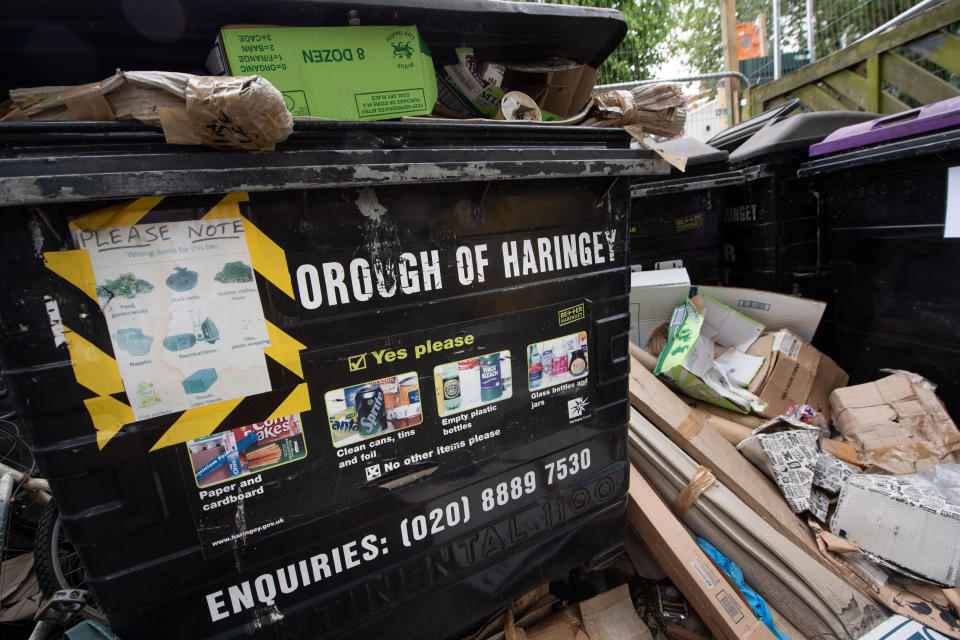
[595,312,630,384]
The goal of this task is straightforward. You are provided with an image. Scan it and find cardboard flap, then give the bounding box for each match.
[876,373,916,403]
[747,329,846,420]
[832,381,887,409]
[694,286,826,342]
[746,334,774,387]
[714,349,764,388]
[628,267,691,348]
[701,295,764,351]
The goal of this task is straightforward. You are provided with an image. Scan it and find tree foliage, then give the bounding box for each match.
[521,0,674,84]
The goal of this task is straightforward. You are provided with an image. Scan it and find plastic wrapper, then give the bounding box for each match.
[905,463,960,506]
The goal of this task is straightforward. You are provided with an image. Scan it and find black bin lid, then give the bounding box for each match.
[706,99,800,152]
[2,0,626,89]
[656,137,729,167]
[729,110,880,164]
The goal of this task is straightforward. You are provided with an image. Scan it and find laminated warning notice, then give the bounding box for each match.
[71,218,271,420]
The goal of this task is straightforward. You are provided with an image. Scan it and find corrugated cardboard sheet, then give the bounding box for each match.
[830,474,960,587]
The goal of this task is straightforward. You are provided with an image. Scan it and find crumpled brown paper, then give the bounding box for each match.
[157,75,293,151]
[830,371,960,475]
[583,83,686,139]
[6,70,292,151]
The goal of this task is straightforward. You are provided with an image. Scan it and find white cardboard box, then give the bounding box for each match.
[629,268,690,348]
[858,615,950,640]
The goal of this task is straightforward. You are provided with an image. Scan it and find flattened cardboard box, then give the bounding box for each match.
[692,286,826,342]
[830,474,960,587]
[210,25,438,121]
[627,466,775,640]
[746,329,848,421]
[654,296,766,414]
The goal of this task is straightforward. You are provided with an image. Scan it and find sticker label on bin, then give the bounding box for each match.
[180,299,596,555]
[199,438,624,631]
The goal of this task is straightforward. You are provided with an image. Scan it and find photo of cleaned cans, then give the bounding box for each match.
[354,383,387,437]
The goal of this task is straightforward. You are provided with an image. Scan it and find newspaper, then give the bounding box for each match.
[738,416,821,514]
[810,488,832,522]
[814,451,858,494]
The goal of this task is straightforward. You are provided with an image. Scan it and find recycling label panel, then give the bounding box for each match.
[181,299,598,554]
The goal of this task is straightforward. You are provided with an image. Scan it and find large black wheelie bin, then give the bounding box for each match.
[720,110,878,300]
[629,137,730,284]
[799,97,960,417]
[0,2,669,638]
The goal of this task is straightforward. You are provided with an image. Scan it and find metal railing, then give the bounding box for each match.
[594,71,753,93]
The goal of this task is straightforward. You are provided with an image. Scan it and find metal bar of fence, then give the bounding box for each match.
[773,0,783,79]
[594,71,753,92]
[852,0,944,44]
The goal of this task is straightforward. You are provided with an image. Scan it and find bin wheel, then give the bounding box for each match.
[33,501,108,624]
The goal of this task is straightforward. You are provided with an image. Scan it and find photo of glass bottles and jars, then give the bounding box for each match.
[434,350,513,418]
[527,331,588,391]
[324,372,423,447]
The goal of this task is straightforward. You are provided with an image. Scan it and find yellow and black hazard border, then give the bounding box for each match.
[44,192,312,452]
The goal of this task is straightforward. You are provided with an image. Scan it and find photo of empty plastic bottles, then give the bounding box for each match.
[434,350,512,418]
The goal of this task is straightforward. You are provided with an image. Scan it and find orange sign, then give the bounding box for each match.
[737,22,761,60]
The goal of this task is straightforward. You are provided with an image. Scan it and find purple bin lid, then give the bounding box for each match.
[809,95,960,157]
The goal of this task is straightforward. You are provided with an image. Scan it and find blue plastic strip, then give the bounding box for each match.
[696,536,792,640]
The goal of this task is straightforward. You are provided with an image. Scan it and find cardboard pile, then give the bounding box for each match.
[745,329,848,420]
[0,554,42,623]
[4,21,687,148]
[643,287,846,418]
[831,372,960,474]
[5,71,294,150]
[627,269,960,640]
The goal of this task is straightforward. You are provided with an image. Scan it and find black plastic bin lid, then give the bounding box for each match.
[728,110,880,164]
[706,98,800,152]
[655,137,729,167]
[2,0,625,90]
